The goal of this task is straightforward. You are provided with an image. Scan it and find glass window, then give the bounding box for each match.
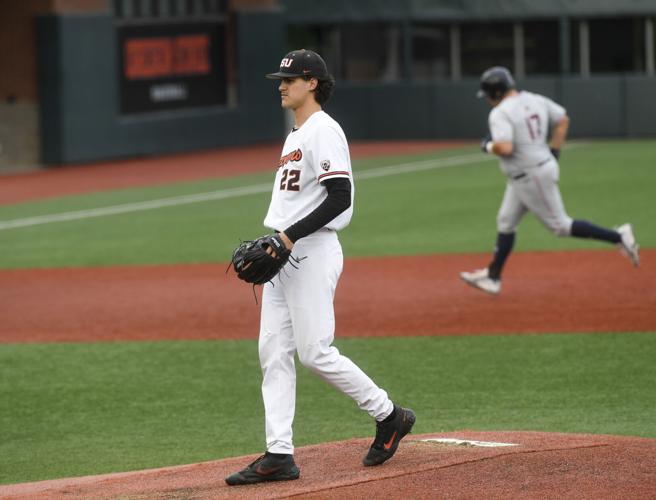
[411,24,450,79]
[571,17,646,74]
[341,23,403,82]
[523,20,559,74]
[460,22,514,76]
[287,24,341,78]
[652,17,656,74]
[589,17,645,73]
[288,23,403,82]
[569,20,580,73]
[112,0,226,20]
[287,24,321,50]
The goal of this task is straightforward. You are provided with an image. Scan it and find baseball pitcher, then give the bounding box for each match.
[226,50,415,486]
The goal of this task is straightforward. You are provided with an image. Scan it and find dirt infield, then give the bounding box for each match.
[2,431,655,499]
[1,249,653,343]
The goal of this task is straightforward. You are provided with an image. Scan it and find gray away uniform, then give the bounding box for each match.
[489,91,572,236]
[460,70,638,296]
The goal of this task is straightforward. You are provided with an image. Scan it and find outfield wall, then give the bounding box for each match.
[35,12,656,164]
[325,76,656,140]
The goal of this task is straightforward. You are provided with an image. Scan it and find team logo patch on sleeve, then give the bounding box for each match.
[320,159,331,171]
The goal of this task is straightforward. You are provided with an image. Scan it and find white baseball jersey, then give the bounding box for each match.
[264,110,354,232]
[489,91,566,177]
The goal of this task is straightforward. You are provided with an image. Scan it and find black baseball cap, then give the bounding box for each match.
[266,49,330,80]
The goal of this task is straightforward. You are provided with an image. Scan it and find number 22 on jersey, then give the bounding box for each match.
[280,169,301,191]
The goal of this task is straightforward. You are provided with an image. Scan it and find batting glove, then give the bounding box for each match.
[550,148,561,160]
[480,133,493,153]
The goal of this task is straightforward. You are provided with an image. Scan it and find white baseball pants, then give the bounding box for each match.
[497,159,573,236]
[258,229,393,454]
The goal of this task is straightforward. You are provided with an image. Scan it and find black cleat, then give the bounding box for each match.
[363,406,416,466]
[225,452,300,486]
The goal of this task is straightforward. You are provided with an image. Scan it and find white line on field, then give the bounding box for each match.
[0,183,274,230]
[356,152,488,180]
[0,153,488,230]
[0,144,587,231]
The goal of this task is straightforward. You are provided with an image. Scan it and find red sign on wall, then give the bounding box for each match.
[124,34,211,80]
[118,23,225,114]
[173,35,210,75]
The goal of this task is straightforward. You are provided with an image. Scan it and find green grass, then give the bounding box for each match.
[1,140,654,268]
[1,332,655,484]
[1,140,655,485]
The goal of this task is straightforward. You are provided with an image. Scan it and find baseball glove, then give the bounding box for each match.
[230,233,292,285]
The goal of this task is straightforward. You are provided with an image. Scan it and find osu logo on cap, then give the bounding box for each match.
[280,58,294,68]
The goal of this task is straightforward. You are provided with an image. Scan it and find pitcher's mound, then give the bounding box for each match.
[3,431,655,499]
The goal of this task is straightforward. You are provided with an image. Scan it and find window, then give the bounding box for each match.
[287,24,340,78]
[341,24,403,81]
[287,23,403,82]
[523,20,559,74]
[112,0,226,20]
[651,17,656,74]
[589,17,645,73]
[571,17,646,74]
[411,24,450,79]
[569,20,581,73]
[461,23,514,76]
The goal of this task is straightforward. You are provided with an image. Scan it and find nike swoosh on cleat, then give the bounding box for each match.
[255,465,282,475]
[383,431,398,450]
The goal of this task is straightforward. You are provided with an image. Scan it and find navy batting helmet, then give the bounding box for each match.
[477,66,516,100]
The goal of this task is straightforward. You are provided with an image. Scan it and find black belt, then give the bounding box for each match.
[511,157,551,180]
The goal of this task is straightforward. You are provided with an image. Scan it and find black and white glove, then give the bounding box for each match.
[550,147,561,160]
[230,233,291,285]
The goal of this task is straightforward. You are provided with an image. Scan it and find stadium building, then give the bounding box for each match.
[0,0,654,169]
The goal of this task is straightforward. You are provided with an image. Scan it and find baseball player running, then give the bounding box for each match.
[225,49,415,486]
[461,66,639,295]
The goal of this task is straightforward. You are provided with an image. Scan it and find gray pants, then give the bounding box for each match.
[497,159,573,236]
